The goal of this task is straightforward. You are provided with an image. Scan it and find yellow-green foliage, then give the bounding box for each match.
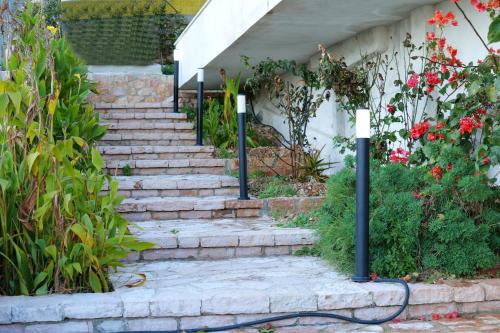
[169,0,206,15]
[0,3,152,296]
[61,0,205,21]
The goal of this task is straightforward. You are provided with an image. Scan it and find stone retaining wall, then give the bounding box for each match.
[1,279,498,332]
[179,90,224,109]
[228,147,294,177]
[88,74,173,106]
[261,196,326,217]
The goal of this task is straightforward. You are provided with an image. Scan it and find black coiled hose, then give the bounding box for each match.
[121,278,410,333]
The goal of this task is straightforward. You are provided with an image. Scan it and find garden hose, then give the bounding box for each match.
[121,278,410,333]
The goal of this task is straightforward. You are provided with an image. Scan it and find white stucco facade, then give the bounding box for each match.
[252,1,496,171]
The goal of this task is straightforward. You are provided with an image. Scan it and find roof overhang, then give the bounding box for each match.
[175,0,442,89]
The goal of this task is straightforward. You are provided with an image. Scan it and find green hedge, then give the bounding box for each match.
[61,1,185,65]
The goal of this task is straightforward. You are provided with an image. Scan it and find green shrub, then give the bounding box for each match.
[315,158,498,278]
[258,177,297,199]
[0,3,152,296]
[181,105,196,122]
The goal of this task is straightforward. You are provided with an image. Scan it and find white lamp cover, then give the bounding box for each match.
[356,109,370,138]
[197,68,204,82]
[237,94,246,114]
[173,49,183,61]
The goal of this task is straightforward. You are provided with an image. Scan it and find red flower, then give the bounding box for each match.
[447,162,453,171]
[483,156,491,165]
[413,192,422,199]
[431,313,441,321]
[438,37,446,49]
[424,72,441,94]
[459,116,482,135]
[411,121,431,140]
[471,0,487,11]
[427,10,458,27]
[389,148,410,164]
[427,132,436,142]
[448,71,459,83]
[425,72,441,85]
[431,165,443,181]
[436,121,445,130]
[426,31,436,41]
[476,108,487,115]
[387,104,396,114]
[407,73,420,88]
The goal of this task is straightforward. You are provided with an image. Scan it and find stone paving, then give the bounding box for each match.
[381,313,500,332]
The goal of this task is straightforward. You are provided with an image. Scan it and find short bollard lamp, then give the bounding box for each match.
[237,94,249,200]
[173,49,182,113]
[196,68,204,146]
[352,109,370,283]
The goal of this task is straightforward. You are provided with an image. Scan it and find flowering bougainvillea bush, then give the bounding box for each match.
[316,0,500,278]
[0,2,152,296]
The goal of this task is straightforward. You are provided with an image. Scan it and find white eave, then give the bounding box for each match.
[175,0,442,89]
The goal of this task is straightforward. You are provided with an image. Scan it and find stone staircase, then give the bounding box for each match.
[96,103,317,259]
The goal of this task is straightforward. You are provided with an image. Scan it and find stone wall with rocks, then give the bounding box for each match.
[179,90,224,109]
[88,74,173,108]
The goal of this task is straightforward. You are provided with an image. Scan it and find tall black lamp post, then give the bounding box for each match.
[237,94,249,200]
[352,109,370,283]
[173,49,182,113]
[196,68,204,146]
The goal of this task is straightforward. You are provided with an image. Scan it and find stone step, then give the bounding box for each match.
[127,218,317,261]
[118,196,263,221]
[109,256,409,328]
[99,139,197,146]
[99,145,215,161]
[99,132,196,147]
[105,129,194,139]
[104,174,239,198]
[104,159,226,176]
[98,110,187,122]
[102,119,193,131]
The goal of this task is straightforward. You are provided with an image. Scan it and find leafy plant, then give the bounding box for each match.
[300,147,331,182]
[122,164,132,176]
[161,63,174,75]
[244,47,366,179]
[0,2,152,296]
[181,105,196,122]
[202,72,256,150]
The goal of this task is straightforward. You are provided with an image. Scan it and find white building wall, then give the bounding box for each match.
[175,0,282,87]
[253,0,496,172]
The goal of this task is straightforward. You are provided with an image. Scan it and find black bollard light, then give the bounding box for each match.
[196,68,204,146]
[173,49,182,113]
[237,94,249,200]
[352,109,370,283]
